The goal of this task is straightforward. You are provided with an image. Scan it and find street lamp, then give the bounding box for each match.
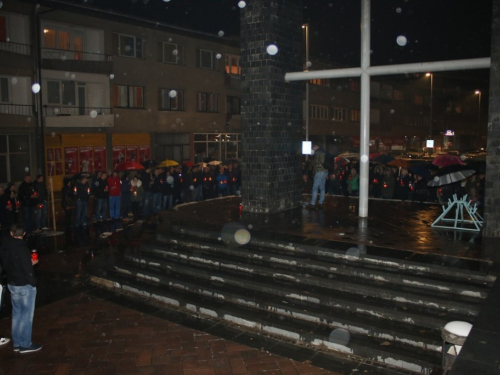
[302,23,310,143]
[475,90,481,128]
[426,73,433,142]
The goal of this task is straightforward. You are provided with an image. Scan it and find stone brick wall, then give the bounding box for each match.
[240,0,304,214]
[484,0,500,237]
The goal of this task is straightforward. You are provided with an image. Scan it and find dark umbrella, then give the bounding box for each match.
[372,154,395,164]
[408,164,432,179]
[141,160,157,169]
[115,161,145,171]
[432,154,464,167]
[427,164,475,187]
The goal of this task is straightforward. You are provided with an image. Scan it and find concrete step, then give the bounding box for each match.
[92,225,493,374]
[98,269,442,374]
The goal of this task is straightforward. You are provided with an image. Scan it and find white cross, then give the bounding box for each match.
[285,0,490,217]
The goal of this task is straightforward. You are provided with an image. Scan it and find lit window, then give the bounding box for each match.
[225,54,241,75]
[350,109,360,122]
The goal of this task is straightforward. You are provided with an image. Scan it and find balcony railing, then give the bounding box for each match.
[41,47,112,62]
[44,106,112,117]
[0,104,33,116]
[0,41,31,56]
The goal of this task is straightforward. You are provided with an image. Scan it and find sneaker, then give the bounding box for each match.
[13,346,20,352]
[19,344,42,354]
[42,227,50,230]
[0,337,10,346]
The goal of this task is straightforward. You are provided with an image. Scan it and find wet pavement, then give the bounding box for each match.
[0,194,496,374]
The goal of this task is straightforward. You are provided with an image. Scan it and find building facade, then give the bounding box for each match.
[0,1,487,191]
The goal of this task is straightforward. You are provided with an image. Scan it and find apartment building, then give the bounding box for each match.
[0,1,485,189]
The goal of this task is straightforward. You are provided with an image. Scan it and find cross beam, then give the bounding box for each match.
[285,0,491,218]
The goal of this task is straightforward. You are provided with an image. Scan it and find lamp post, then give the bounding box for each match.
[426,73,433,144]
[302,23,310,142]
[475,90,481,128]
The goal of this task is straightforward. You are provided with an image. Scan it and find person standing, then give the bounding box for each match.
[18,175,37,235]
[0,224,41,353]
[0,244,11,346]
[33,175,49,231]
[74,175,90,228]
[140,167,152,216]
[93,172,108,222]
[308,144,328,209]
[107,171,122,220]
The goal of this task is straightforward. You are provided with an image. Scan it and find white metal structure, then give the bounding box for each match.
[285,0,491,218]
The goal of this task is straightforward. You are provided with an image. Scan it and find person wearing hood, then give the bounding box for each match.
[130,176,144,219]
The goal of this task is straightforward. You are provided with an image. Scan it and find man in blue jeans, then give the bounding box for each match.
[0,224,41,353]
[308,144,328,210]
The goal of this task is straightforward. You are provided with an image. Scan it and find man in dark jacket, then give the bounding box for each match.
[33,175,48,231]
[18,175,37,235]
[0,224,41,353]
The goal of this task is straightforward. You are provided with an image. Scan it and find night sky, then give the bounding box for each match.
[61,0,493,89]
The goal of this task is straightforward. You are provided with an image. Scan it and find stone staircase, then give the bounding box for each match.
[91,223,495,375]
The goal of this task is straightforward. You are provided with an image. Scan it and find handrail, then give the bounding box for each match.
[41,47,112,62]
[0,104,33,116]
[44,106,112,117]
[0,41,31,56]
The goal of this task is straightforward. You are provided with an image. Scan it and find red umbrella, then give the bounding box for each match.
[115,161,145,171]
[432,154,464,167]
[183,161,195,167]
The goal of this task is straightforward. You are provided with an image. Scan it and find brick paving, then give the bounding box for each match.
[0,291,340,375]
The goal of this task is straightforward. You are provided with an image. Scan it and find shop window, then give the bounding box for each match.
[197,92,218,112]
[113,85,144,108]
[159,89,184,111]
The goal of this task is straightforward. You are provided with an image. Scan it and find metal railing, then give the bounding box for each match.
[44,106,112,117]
[0,41,31,56]
[0,104,33,116]
[41,47,112,62]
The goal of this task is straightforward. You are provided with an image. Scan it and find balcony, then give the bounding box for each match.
[224,73,241,90]
[41,47,113,74]
[44,106,114,128]
[0,41,31,56]
[0,104,33,116]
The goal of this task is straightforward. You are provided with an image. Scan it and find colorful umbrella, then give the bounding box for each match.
[158,159,179,168]
[388,159,412,168]
[115,161,145,171]
[427,164,475,187]
[432,154,464,167]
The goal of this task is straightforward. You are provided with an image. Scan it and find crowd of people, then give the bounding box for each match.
[302,145,486,207]
[59,161,242,232]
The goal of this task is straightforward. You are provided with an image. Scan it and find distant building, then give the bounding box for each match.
[0,1,486,188]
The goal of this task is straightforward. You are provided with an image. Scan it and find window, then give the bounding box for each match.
[225,54,241,75]
[332,107,347,121]
[393,90,404,101]
[0,77,9,103]
[47,80,77,105]
[161,42,184,64]
[226,96,240,114]
[309,79,330,87]
[197,92,218,112]
[350,109,360,122]
[116,33,143,58]
[0,134,31,184]
[310,105,328,120]
[113,85,144,108]
[198,49,214,69]
[370,109,380,124]
[159,89,184,111]
[0,16,6,42]
[43,29,70,50]
[414,94,423,105]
